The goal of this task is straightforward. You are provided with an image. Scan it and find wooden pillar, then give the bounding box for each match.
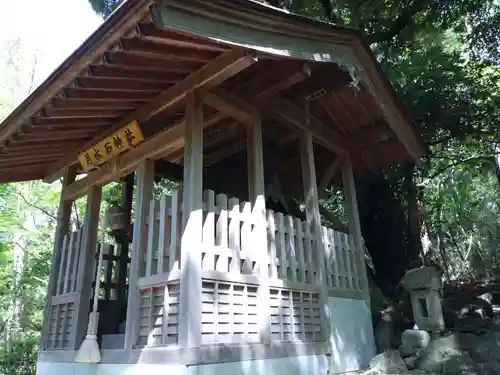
[124,160,154,349]
[116,173,134,306]
[299,131,331,343]
[341,156,370,303]
[246,113,269,342]
[178,92,204,349]
[73,185,102,349]
[40,167,77,350]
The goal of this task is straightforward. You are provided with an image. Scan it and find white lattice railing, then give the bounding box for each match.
[134,189,363,348]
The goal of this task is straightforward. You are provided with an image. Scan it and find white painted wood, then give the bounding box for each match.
[240,201,253,274]
[57,235,69,296]
[285,216,297,282]
[125,158,154,349]
[267,210,278,278]
[341,156,370,302]
[342,233,354,290]
[178,91,204,349]
[202,190,216,271]
[348,234,360,290]
[328,229,340,289]
[41,167,76,348]
[159,195,169,275]
[169,191,179,272]
[335,231,346,289]
[146,199,157,277]
[295,218,306,284]
[303,221,314,283]
[73,185,102,349]
[322,227,332,288]
[215,193,228,272]
[228,197,241,274]
[71,228,83,293]
[275,212,286,279]
[299,129,331,348]
[63,231,76,294]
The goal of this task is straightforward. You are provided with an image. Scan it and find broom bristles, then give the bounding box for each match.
[75,311,101,364]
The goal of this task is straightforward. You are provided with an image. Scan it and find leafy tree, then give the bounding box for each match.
[87,0,500,297]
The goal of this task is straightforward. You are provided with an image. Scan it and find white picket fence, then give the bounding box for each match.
[141,189,362,292]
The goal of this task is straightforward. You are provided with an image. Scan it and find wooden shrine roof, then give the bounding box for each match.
[0,0,426,184]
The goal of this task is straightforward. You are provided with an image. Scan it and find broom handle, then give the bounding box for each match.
[92,243,104,314]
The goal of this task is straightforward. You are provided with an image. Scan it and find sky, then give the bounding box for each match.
[0,0,103,106]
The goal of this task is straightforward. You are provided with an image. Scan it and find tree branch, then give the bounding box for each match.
[366,0,429,44]
[14,191,57,221]
[429,155,499,179]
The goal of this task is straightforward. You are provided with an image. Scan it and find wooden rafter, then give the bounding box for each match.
[44,49,258,182]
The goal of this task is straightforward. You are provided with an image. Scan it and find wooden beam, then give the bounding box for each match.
[245,112,270,343]
[44,49,258,182]
[62,112,222,201]
[178,92,203,349]
[265,96,348,155]
[124,159,154,349]
[253,64,311,104]
[203,90,259,127]
[341,156,370,303]
[299,129,331,348]
[319,157,341,192]
[204,89,348,155]
[73,185,102,349]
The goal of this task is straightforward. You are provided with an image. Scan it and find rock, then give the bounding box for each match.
[401,329,431,356]
[416,334,478,374]
[369,350,408,374]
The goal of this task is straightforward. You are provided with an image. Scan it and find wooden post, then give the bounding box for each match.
[341,156,370,303]
[246,113,269,343]
[178,92,204,349]
[40,167,77,350]
[299,130,331,343]
[72,185,102,349]
[116,173,134,306]
[124,160,154,349]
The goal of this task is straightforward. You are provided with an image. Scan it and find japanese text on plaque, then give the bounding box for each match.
[78,121,144,172]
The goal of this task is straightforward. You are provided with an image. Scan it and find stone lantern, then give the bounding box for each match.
[401,266,445,336]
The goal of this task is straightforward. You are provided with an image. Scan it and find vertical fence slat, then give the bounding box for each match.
[105,244,115,300]
[71,228,83,293]
[295,218,305,283]
[285,216,296,282]
[63,231,76,294]
[169,191,179,272]
[329,229,340,288]
[57,234,69,296]
[303,221,314,283]
[322,227,332,288]
[342,234,354,290]
[162,284,170,345]
[158,195,169,275]
[348,235,360,290]
[240,202,253,274]
[335,231,346,289]
[228,197,241,274]
[146,199,156,277]
[275,213,285,279]
[203,190,216,271]
[267,210,278,278]
[216,194,228,272]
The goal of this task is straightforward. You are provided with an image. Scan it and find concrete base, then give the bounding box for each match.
[36,297,375,375]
